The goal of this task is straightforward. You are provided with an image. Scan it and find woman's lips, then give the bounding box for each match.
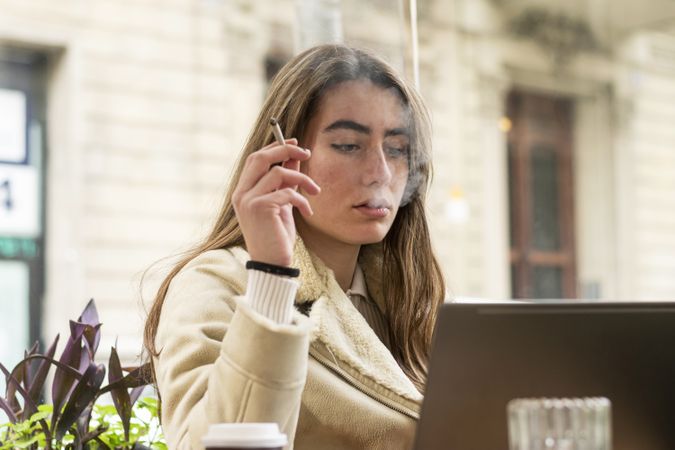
[354,204,391,218]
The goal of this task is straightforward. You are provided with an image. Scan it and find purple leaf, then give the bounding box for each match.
[0,396,17,423]
[69,320,87,342]
[20,353,82,379]
[88,323,102,356]
[78,298,100,327]
[51,334,83,430]
[78,344,92,374]
[108,349,123,385]
[81,324,102,362]
[70,320,102,362]
[19,350,36,420]
[0,361,38,419]
[108,347,132,442]
[55,363,106,441]
[98,362,153,396]
[80,423,108,446]
[130,385,145,408]
[27,341,39,354]
[76,402,94,442]
[22,341,39,392]
[4,359,24,414]
[132,444,153,450]
[28,335,60,405]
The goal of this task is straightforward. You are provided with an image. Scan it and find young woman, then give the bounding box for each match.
[144,44,445,450]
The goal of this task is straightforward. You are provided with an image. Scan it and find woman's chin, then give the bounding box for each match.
[342,224,392,245]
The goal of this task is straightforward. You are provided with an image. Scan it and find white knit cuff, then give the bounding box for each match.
[245,269,299,324]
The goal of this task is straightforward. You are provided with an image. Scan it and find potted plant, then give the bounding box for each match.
[0,299,165,449]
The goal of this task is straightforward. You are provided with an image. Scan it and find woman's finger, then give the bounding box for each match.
[249,187,314,217]
[259,137,297,152]
[282,154,303,173]
[237,144,310,192]
[248,165,320,197]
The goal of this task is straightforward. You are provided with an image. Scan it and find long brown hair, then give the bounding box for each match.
[143,44,445,391]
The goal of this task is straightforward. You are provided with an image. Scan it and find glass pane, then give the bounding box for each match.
[532,266,563,299]
[508,145,517,247]
[530,143,560,251]
[0,260,29,369]
[0,88,26,163]
[510,263,518,298]
[528,109,555,134]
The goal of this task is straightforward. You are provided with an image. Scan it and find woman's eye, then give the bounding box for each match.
[331,143,359,153]
[385,145,408,158]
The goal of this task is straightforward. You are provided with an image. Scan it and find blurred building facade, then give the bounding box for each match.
[420,0,675,302]
[1,0,675,364]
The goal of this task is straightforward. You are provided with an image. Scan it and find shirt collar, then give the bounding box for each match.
[346,264,369,299]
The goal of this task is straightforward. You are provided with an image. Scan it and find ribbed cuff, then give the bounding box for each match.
[246,269,299,324]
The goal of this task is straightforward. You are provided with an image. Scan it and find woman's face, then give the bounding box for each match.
[297,79,411,249]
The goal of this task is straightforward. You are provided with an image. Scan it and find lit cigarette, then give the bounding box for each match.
[270,117,285,145]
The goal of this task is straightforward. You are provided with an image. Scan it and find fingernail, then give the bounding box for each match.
[305,148,311,154]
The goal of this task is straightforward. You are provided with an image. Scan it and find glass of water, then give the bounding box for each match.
[507,397,612,450]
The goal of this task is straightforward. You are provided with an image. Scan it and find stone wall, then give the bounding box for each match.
[1,0,675,364]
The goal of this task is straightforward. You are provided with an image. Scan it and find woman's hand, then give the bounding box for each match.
[232,138,320,267]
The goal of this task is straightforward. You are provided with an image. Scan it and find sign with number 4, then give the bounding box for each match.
[0,164,39,237]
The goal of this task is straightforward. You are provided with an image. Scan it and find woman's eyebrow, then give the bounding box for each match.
[323,120,371,134]
[323,120,410,138]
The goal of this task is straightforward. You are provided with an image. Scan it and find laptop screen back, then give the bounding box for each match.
[414,302,675,450]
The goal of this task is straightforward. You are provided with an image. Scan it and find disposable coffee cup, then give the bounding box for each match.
[202,423,288,450]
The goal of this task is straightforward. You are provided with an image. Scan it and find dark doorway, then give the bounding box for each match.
[0,47,48,365]
[507,90,577,299]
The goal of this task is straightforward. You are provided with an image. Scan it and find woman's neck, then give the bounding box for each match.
[297,229,360,291]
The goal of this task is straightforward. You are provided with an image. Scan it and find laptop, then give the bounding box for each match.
[413,301,675,450]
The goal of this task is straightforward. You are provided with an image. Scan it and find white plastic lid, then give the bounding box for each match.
[202,423,288,448]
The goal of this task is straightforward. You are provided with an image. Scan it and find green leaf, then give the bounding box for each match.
[95,404,117,416]
[1,300,166,450]
[136,396,159,418]
[14,433,40,448]
[13,420,30,433]
[28,409,50,423]
[95,404,117,414]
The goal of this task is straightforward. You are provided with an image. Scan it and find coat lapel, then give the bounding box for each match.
[292,238,423,403]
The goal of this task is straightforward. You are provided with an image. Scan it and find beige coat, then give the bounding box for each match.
[154,239,423,449]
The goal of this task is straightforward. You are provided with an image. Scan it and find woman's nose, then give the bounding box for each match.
[362,145,393,186]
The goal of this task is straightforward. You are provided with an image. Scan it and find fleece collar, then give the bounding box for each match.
[293,238,388,314]
[291,237,422,403]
